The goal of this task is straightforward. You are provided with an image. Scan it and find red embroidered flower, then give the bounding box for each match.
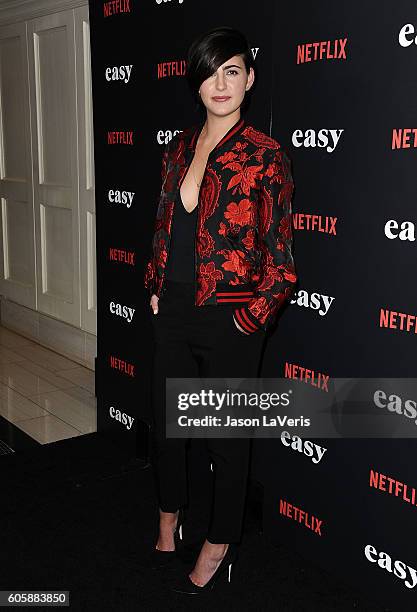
[218,222,228,236]
[242,228,255,250]
[197,262,223,305]
[226,163,263,195]
[216,151,238,164]
[199,261,223,281]
[218,249,249,277]
[197,227,215,257]
[265,151,292,186]
[232,141,248,152]
[224,199,254,227]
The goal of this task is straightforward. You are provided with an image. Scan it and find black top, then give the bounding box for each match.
[165,188,198,283]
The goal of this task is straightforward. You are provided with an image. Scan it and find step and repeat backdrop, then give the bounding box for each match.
[88,1,416,609]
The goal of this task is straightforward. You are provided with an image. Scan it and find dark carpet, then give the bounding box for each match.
[0,432,391,611]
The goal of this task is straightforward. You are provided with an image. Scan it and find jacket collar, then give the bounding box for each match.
[188,115,246,158]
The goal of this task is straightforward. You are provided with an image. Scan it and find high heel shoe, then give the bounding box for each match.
[169,543,238,594]
[150,508,185,570]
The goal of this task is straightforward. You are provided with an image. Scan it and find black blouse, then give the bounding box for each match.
[164,188,198,283]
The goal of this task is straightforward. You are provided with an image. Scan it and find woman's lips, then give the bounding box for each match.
[212,96,231,102]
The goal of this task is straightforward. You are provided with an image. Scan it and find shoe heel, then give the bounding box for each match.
[174,508,185,545]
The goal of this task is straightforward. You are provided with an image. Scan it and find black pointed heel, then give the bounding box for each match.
[169,543,238,594]
[150,508,185,570]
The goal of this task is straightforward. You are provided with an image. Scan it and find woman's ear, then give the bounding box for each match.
[246,67,255,92]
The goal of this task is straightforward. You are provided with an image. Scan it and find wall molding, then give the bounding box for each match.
[0,0,87,25]
[0,296,96,371]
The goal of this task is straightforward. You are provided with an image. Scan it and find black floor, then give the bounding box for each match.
[1,431,392,611]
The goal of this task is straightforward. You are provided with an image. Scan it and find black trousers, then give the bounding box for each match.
[149,279,265,544]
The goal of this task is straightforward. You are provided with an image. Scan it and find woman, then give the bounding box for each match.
[144,26,297,594]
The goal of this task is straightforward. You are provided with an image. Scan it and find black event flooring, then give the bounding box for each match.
[0,432,391,612]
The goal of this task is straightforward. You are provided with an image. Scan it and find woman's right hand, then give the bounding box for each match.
[150,294,159,315]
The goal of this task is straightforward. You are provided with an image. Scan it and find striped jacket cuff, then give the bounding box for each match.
[233,305,262,334]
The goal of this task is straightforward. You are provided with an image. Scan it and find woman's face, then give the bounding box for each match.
[198,54,255,118]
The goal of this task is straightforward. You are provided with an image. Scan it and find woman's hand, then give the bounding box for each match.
[150,294,159,314]
[233,314,249,335]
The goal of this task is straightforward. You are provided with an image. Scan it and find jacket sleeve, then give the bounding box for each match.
[143,141,171,296]
[233,147,297,333]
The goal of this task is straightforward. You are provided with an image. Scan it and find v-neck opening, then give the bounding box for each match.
[180,116,244,214]
[178,187,198,215]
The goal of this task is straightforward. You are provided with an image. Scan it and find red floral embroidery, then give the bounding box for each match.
[242,228,255,250]
[217,249,250,277]
[248,296,269,319]
[279,215,292,242]
[225,163,263,196]
[196,262,223,305]
[224,199,254,227]
[233,141,248,152]
[198,167,221,226]
[197,227,215,257]
[218,221,228,236]
[216,151,238,165]
[241,126,280,150]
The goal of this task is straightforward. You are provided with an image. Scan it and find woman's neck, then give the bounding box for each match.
[199,111,241,149]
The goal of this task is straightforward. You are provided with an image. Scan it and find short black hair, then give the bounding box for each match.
[186,26,257,115]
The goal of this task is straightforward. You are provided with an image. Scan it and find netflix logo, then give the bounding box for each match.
[391,128,417,149]
[109,248,135,266]
[103,0,131,17]
[107,131,133,145]
[157,60,186,79]
[109,355,135,378]
[279,498,323,536]
[284,362,330,392]
[297,38,347,64]
[293,214,337,235]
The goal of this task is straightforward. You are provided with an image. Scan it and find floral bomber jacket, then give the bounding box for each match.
[144,116,297,334]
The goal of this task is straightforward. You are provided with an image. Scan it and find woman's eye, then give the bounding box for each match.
[211,70,238,77]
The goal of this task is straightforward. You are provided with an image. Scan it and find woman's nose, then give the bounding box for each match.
[215,75,226,90]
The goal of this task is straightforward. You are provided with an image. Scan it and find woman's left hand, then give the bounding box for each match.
[233,314,250,335]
